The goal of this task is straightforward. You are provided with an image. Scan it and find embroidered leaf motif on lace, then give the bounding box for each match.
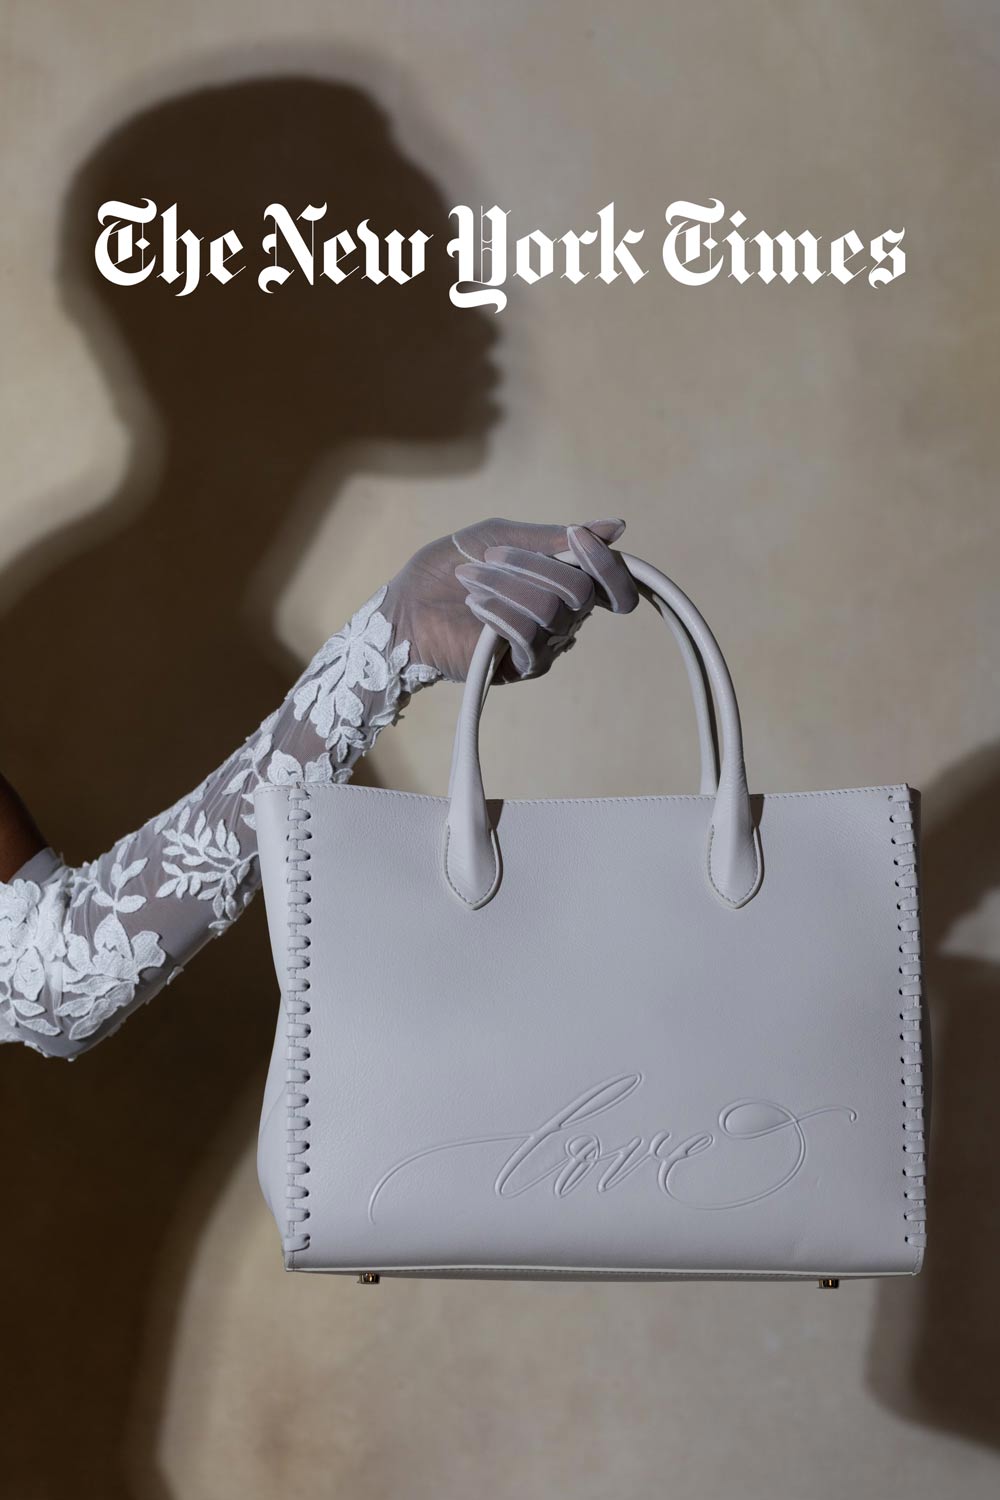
[0,586,439,1056]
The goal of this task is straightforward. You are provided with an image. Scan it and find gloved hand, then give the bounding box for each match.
[0,516,638,1059]
[383,517,639,683]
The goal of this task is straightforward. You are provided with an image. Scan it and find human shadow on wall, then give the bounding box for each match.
[867,742,1000,1448]
[0,76,497,1500]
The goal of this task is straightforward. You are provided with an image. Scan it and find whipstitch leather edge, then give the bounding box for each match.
[892,788,926,1271]
[284,784,313,1263]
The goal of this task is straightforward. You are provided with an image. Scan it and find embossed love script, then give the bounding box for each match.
[368,1073,856,1222]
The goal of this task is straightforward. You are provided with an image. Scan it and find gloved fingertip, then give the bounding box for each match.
[567,524,639,615]
[465,592,532,675]
[604,574,642,615]
[612,586,642,615]
[604,560,642,615]
[580,518,626,544]
[566,524,607,570]
[503,640,533,677]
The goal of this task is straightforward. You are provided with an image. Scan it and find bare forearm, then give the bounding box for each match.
[0,772,48,881]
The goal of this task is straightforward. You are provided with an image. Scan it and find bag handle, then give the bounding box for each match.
[445,560,721,805]
[443,552,762,911]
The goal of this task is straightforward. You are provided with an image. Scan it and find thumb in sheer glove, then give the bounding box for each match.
[383,517,639,684]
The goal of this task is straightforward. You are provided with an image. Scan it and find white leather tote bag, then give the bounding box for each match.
[254,554,927,1285]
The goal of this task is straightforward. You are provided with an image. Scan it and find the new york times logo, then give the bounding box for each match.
[95,197,906,309]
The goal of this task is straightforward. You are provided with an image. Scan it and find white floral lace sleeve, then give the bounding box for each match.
[0,586,440,1060]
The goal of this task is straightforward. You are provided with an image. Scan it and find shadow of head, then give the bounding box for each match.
[0,76,501,1500]
[59,75,500,454]
[868,741,1000,1450]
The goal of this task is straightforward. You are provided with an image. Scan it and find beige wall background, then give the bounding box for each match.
[2,3,999,1497]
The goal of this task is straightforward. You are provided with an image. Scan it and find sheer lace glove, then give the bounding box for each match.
[384,517,639,683]
[0,518,636,1059]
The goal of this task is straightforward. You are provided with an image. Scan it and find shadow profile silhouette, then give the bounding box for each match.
[867,741,1000,1448]
[0,74,498,1499]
